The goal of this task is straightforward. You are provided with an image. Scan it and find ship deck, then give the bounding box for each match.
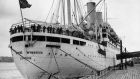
[80,64,140,79]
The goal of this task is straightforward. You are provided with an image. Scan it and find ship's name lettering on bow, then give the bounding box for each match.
[27,51,43,54]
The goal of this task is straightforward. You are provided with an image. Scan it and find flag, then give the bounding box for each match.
[19,0,31,9]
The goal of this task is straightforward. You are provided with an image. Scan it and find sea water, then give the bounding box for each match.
[0,63,24,79]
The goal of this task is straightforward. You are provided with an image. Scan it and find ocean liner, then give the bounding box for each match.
[9,0,121,79]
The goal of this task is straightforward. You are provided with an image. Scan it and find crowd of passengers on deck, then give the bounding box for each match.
[10,24,85,39]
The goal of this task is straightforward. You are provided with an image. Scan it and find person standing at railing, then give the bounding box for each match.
[52,27,55,33]
[9,28,13,35]
[14,26,17,34]
[21,25,24,32]
[66,29,69,36]
[43,26,46,33]
[56,27,60,34]
[59,27,63,34]
[18,25,21,32]
[47,26,49,33]
[37,24,41,32]
[50,26,52,33]
[17,25,20,33]
[31,24,35,32]
[47,25,52,33]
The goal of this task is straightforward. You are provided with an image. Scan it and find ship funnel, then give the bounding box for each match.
[87,2,96,27]
[96,12,103,25]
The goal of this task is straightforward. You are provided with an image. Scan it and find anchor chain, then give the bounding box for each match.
[51,48,61,75]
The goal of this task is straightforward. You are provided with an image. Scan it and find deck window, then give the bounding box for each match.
[11,36,23,42]
[61,38,70,44]
[47,36,60,42]
[73,40,79,45]
[32,35,45,41]
[80,41,86,46]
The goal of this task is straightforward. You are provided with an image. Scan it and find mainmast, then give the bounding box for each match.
[49,0,85,26]
[62,0,65,25]
[67,0,72,25]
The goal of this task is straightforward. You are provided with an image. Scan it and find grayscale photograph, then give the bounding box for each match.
[0,0,140,79]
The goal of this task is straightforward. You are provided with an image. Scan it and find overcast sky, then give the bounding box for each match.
[0,0,140,56]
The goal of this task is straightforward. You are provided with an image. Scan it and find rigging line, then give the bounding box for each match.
[108,34,119,44]
[98,1,104,12]
[51,48,61,74]
[76,47,106,67]
[45,0,55,22]
[78,0,104,26]
[71,23,80,31]
[74,0,77,20]
[78,0,86,18]
[60,1,63,25]
[72,11,79,25]
[75,0,82,18]
[24,18,40,25]
[48,49,53,70]
[78,0,86,15]
[58,48,98,72]
[53,0,61,23]
[9,47,59,79]
[50,13,55,23]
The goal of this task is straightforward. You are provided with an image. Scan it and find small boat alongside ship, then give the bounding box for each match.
[9,0,121,79]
